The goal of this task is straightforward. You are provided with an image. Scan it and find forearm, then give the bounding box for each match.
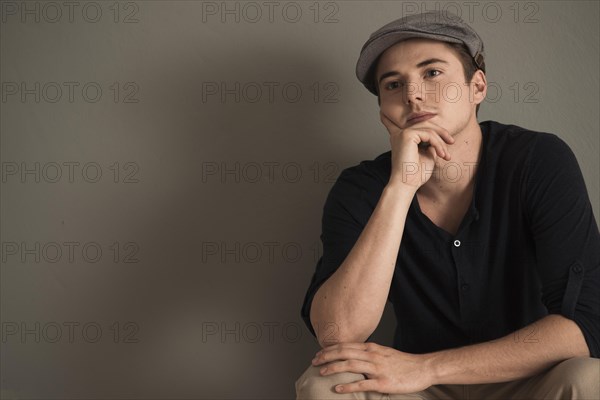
[424,314,590,385]
[311,182,416,347]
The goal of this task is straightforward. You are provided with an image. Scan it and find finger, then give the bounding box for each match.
[334,378,382,394]
[416,130,447,160]
[426,128,451,160]
[435,133,452,160]
[432,134,450,160]
[422,119,455,144]
[419,139,441,161]
[381,114,452,160]
[320,359,377,376]
[319,342,376,354]
[314,344,370,364]
[411,118,453,146]
[314,348,375,365]
[426,143,439,161]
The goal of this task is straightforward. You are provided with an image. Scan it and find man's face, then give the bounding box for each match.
[375,38,485,136]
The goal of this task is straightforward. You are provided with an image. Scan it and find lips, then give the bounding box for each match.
[407,112,436,125]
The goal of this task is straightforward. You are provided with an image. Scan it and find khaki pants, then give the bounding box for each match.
[295,357,600,399]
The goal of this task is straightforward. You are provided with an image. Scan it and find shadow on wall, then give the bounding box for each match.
[0,37,399,400]
[97,44,396,398]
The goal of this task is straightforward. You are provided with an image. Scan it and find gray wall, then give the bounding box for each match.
[1,1,598,399]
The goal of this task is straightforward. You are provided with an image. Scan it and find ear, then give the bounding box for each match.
[472,69,487,105]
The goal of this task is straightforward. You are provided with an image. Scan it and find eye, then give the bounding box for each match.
[426,69,442,78]
[384,81,402,91]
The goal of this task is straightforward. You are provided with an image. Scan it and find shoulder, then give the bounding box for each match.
[482,120,566,147]
[480,120,575,166]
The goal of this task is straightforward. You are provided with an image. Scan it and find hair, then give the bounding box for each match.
[373,41,486,117]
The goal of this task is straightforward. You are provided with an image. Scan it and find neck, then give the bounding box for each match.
[419,118,483,200]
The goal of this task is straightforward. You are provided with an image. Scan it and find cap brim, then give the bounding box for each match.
[356,31,463,95]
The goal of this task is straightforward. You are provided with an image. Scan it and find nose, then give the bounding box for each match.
[404,81,423,104]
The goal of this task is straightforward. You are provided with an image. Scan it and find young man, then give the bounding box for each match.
[296,11,600,399]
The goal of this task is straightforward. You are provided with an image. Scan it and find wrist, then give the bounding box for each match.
[385,177,419,194]
[422,351,445,386]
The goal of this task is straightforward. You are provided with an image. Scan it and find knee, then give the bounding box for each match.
[295,364,366,399]
[548,357,600,398]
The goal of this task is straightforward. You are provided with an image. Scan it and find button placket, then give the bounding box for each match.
[452,236,472,321]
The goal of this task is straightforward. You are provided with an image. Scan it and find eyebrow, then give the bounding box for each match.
[377,58,449,85]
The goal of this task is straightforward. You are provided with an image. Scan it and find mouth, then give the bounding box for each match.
[407,113,436,125]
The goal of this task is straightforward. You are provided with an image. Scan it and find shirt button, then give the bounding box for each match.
[461,284,470,292]
[572,264,583,274]
[453,240,461,247]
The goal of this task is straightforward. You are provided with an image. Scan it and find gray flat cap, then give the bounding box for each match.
[356,11,485,95]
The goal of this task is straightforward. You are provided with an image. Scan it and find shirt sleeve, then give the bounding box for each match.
[300,166,382,338]
[522,133,600,358]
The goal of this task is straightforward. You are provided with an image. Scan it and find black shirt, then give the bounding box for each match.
[301,120,600,358]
